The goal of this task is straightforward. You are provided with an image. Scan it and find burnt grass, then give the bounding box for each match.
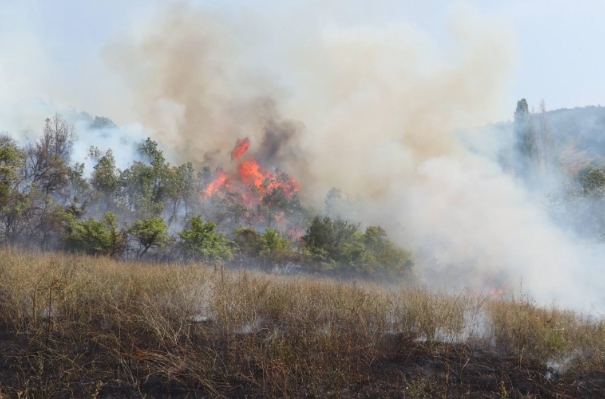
[1,325,605,398]
[1,251,605,398]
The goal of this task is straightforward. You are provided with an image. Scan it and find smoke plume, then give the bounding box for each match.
[5,2,604,310]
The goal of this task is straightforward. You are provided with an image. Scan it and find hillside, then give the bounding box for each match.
[490,105,605,174]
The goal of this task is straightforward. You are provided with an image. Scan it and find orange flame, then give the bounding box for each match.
[231,138,250,159]
[488,283,507,297]
[203,138,299,202]
[204,170,227,196]
[238,159,265,187]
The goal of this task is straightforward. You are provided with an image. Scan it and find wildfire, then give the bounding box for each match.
[488,282,507,297]
[203,138,299,203]
[238,159,265,187]
[231,138,250,159]
[203,170,227,196]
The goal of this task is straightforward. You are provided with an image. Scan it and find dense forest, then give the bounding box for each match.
[0,114,413,277]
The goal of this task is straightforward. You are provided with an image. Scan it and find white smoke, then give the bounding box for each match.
[1,1,604,311]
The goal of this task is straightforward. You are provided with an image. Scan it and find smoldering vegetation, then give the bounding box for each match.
[0,250,605,398]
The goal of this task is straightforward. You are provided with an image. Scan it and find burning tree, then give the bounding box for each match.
[0,115,414,278]
[202,137,302,234]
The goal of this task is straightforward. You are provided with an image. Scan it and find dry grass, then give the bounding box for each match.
[0,248,604,398]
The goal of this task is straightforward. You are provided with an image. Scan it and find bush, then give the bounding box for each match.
[179,216,233,264]
[65,212,127,257]
[128,217,171,258]
[302,216,413,275]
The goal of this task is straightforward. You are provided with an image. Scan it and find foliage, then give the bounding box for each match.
[303,216,360,262]
[233,227,262,258]
[547,165,605,241]
[179,216,233,264]
[0,114,414,278]
[577,166,605,195]
[259,228,294,263]
[302,216,412,275]
[118,138,173,218]
[234,227,295,267]
[65,212,127,256]
[0,135,23,210]
[129,217,171,258]
[91,149,119,201]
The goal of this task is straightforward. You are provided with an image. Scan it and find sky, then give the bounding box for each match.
[0,0,603,126]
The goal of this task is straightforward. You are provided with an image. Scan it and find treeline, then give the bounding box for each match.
[547,165,605,241]
[0,114,413,277]
[510,99,605,241]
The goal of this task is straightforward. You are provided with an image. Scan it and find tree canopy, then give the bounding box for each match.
[0,114,414,278]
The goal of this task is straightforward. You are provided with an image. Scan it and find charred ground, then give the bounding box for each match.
[0,250,605,398]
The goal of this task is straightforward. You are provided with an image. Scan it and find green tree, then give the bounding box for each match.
[165,162,202,227]
[65,212,127,256]
[179,216,233,264]
[67,162,91,216]
[302,216,413,275]
[302,216,360,266]
[0,135,23,209]
[0,135,27,244]
[129,217,171,258]
[91,149,120,212]
[119,138,172,218]
[259,228,294,265]
[360,226,413,275]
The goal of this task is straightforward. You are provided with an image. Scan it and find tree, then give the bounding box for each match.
[165,162,202,227]
[179,216,233,264]
[514,99,538,179]
[302,216,360,265]
[66,162,92,216]
[129,217,171,258]
[22,114,75,197]
[234,227,262,256]
[91,149,120,212]
[0,135,23,210]
[119,138,172,218]
[259,228,294,266]
[577,166,605,195]
[302,216,413,275]
[0,135,27,244]
[65,212,127,257]
[360,226,413,275]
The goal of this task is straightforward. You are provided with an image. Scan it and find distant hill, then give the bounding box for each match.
[490,105,605,175]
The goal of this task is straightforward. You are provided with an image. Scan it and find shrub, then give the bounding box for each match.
[179,216,233,264]
[64,212,127,257]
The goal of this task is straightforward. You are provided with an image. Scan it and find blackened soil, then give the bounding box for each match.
[0,326,604,398]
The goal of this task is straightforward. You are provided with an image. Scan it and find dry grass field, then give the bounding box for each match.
[0,248,604,398]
